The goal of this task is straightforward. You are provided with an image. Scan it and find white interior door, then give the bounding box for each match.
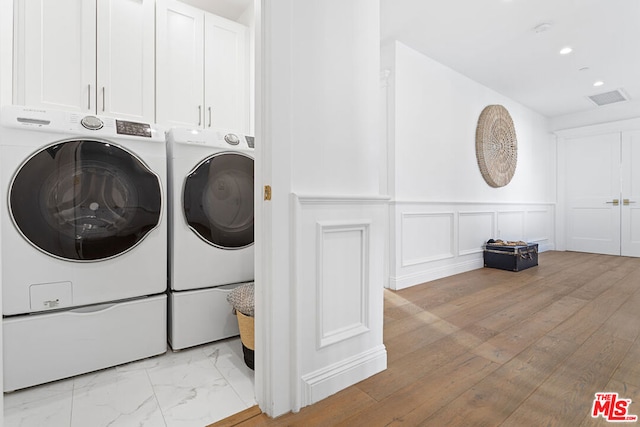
[565,133,621,255]
[621,131,640,256]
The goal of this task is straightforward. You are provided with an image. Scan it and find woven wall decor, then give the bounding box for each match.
[475,104,518,188]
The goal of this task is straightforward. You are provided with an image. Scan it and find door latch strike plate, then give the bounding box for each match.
[264,185,271,201]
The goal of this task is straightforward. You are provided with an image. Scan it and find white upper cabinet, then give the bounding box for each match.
[156,0,248,132]
[14,0,155,122]
[96,0,155,122]
[156,1,204,128]
[204,13,247,132]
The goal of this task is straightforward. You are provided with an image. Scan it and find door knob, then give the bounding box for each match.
[624,199,636,206]
[606,199,620,205]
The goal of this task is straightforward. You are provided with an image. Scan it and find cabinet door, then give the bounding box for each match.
[15,0,96,112]
[156,0,204,128]
[204,14,247,132]
[97,0,155,122]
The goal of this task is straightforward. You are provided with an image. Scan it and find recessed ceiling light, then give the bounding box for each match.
[559,47,573,55]
[593,81,605,87]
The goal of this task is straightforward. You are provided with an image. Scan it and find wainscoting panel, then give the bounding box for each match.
[390,202,555,290]
[458,211,495,255]
[293,194,388,408]
[526,209,552,243]
[497,210,525,241]
[317,221,370,349]
[401,212,454,267]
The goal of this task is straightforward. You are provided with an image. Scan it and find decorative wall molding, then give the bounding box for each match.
[296,194,391,205]
[390,258,484,290]
[496,210,526,240]
[525,209,552,243]
[390,201,555,290]
[392,200,555,206]
[292,194,387,409]
[400,212,454,267]
[458,211,495,255]
[300,345,387,407]
[316,220,370,349]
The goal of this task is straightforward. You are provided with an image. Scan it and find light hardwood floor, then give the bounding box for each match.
[211,251,640,426]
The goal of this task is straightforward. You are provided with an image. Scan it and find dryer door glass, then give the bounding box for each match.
[9,140,162,261]
[183,152,254,249]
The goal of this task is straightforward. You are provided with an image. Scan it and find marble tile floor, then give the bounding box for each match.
[3,336,256,427]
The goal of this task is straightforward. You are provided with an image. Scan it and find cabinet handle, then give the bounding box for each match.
[624,199,636,206]
[88,84,91,109]
[606,199,620,206]
[102,87,105,112]
[198,105,202,126]
[208,107,212,127]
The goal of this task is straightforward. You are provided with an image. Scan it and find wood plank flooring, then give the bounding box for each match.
[210,251,640,426]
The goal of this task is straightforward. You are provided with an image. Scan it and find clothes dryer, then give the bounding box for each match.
[0,106,167,391]
[166,127,254,350]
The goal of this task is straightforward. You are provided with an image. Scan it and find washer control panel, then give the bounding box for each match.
[80,115,104,130]
[224,133,240,146]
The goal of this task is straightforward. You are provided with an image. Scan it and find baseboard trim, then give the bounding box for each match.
[390,244,555,290]
[300,345,387,407]
[390,259,483,290]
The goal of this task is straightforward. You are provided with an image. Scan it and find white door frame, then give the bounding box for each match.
[621,131,640,257]
[253,0,387,416]
[253,0,296,416]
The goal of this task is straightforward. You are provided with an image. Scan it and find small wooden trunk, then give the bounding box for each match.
[484,243,538,272]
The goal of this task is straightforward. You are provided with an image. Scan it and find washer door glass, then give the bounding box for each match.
[183,152,254,249]
[9,140,162,261]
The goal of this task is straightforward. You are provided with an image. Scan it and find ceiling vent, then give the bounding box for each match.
[588,89,629,107]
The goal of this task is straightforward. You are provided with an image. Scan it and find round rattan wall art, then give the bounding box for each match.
[475,104,518,188]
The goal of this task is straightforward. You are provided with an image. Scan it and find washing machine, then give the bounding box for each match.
[0,106,167,391]
[166,127,254,350]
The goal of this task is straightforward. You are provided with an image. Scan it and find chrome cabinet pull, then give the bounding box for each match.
[88,84,91,109]
[102,87,105,111]
[198,105,202,126]
[208,107,212,127]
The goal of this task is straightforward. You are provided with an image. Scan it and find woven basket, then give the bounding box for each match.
[236,310,254,351]
[475,104,518,188]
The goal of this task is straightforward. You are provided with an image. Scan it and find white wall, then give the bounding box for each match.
[256,0,386,416]
[389,41,554,203]
[384,41,556,289]
[289,2,380,195]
